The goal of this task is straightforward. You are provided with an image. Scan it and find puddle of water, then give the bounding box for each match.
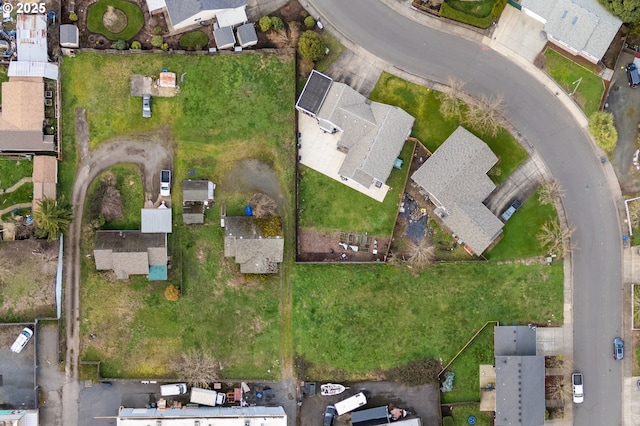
[223,159,284,211]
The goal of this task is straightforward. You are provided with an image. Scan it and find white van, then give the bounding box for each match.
[334,392,367,416]
[161,383,188,396]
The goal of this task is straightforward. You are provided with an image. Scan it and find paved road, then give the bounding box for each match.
[308,1,624,424]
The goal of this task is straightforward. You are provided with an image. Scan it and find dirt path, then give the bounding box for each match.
[63,109,173,425]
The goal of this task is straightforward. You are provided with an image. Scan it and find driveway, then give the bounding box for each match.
[308,1,623,425]
[37,321,65,426]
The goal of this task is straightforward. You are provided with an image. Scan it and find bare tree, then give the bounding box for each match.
[628,200,640,229]
[438,77,465,120]
[545,375,572,402]
[462,93,506,137]
[170,350,220,389]
[538,179,565,206]
[537,218,575,258]
[405,239,436,268]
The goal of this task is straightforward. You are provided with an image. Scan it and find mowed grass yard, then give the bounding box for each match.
[62,52,295,379]
[293,262,563,378]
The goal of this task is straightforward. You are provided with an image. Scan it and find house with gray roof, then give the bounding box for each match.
[493,326,545,426]
[182,180,215,224]
[224,216,284,274]
[411,127,503,255]
[296,70,415,190]
[145,0,247,34]
[521,0,621,63]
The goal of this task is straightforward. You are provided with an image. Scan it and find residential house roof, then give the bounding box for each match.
[521,0,621,61]
[164,0,246,29]
[183,202,206,224]
[0,78,44,130]
[146,0,167,13]
[8,61,59,80]
[216,6,247,27]
[59,24,79,48]
[32,155,57,211]
[117,406,287,426]
[182,180,214,202]
[224,216,284,274]
[411,127,503,254]
[141,208,173,233]
[214,25,235,49]
[93,231,167,279]
[494,326,537,357]
[236,22,258,48]
[495,356,545,426]
[16,14,48,63]
[317,82,414,188]
[295,70,333,116]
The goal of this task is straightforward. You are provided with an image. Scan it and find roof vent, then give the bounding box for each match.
[572,16,578,24]
[561,10,567,18]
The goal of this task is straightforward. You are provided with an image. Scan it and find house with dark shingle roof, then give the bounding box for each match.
[146,0,247,34]
[224,216,284,274]
[521,0,621,63]
[411,127,503,255]
[182,180,215,224]
[493,326,545,426]
[296,70,415,190]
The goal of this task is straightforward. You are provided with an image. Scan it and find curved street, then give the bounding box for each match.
[307,0,624,424]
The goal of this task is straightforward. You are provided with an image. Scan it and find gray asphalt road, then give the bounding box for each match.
[308,1,623,424]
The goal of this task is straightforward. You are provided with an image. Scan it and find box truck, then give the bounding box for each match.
[190,387,226,406]
[334,392,367,416]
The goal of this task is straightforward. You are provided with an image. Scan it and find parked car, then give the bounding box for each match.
[501,199,522,222]
[627,63,640,88]
[160,169,171,197]
[142,94,152,118]
[614,337,624,360]
[323,406,337,426]
[572,372,584,404]
[10,327,33,353]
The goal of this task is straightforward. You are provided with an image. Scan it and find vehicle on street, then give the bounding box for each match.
[334,392,367,416]
[627,63,640,88]
[501,199,522,222]
[572,373,584,404]
[160,383,187,396]
[160,169,171,197]
[323,406,337,426]
[142,94,152,118]
[614,337,624,360]
[10,327,33,353]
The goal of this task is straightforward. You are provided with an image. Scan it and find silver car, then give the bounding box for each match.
[142,94,151,118]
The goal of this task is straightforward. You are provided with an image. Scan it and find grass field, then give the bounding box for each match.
[86,0,144,41]
[179,31,209,49]
[0,157,34,220]
[369,72,527,185]
[62,52,296,379]
[292,262,563,377]
[298,142,414,235]
[544,48,605,116]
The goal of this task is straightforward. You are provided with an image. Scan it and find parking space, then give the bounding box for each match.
[0,324,37,409]
[300,382,440,426]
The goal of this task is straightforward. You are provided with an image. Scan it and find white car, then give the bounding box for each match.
[572,372,584,404]
[160,169,171,197]
[11,327,33,353]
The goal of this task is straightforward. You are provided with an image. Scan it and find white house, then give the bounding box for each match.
[146,0,247,33]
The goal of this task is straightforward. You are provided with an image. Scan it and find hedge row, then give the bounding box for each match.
[439,2,495,29]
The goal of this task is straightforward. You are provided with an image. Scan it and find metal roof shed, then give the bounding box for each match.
[16,14,48,62]
[236,22,257,48]
[214,25,235,49]
[59,24,79,48]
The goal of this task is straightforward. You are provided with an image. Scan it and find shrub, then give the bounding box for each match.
[304,16,316,29]
[164,285,180,301]
[179,31,209,49]
[111,39,128,50]
[69,11,78,22]
[271,16,284,31]
[259,15,272,32]
[298,30,325,61]
[154,25,163,35]
[151,35,163,48]
[131,40,141,49]
[439,3,494,28]
[161,43,169,51]
[491,0,508,17]
[589,111,618,154]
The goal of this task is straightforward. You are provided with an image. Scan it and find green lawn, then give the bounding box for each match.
[0,66,8,98]
[445,0,493,17]
[544,48,605,116]
[315,33,345,73]
[486,189,557,260]
[292,262,563,377]
[87,0,144,41]
[298,142,413,235]
[62,52,296,379]
[0,158,33,189]
[369,72,527,185]
[179,31,209,49]
[447,405,492,426]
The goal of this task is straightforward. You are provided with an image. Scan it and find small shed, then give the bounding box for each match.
[158,71,176,88]
[236,23,257,48]
[59,24,79,48]
[214,26,235,50]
